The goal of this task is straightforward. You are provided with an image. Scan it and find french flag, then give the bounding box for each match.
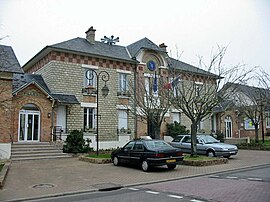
[163,76,180,89]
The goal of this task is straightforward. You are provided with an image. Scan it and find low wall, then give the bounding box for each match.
[59,133,131,150]
[0,143,11,160]
[224,137,250,144]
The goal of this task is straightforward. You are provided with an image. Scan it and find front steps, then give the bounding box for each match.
[11,142,70,161]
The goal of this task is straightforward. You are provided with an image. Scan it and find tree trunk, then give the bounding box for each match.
[190,122,198,157]
[254,123,259,143]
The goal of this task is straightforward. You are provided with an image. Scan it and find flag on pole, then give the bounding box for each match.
[163,76,180,89]
[153,72,158,93]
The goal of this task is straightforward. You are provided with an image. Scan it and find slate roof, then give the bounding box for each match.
[127,37,165,57]
[13,74,50,94]
[23,35,219,78]
[0,45,23,73]
[223,82,270,100]
[51,93,80,104]
[168,57,220,78]
[13,74,79,104]
[51,37,133,62]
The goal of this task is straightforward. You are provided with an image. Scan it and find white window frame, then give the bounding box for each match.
[119,73,128,93]
[144,74,158,97]
[82,65,98,88]
[84,108,96,131]
[118,110,128,130]
[84,69,96,87]
[171,112,181,123]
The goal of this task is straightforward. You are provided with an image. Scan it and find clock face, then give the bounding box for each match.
[147,60,156,71]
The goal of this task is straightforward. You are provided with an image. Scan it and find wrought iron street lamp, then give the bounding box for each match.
[85,69,110,156]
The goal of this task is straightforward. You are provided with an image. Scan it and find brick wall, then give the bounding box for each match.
[0,77,13,143]
[12,84,53,142]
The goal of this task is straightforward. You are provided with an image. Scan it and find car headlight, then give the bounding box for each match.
[222,148,229,151]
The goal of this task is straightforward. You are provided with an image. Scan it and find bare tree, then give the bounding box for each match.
[170,46,254,156]
[233,68,270,143]
[126,72,173,139]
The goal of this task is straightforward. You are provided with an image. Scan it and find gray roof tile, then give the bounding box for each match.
[51,93,79,104]
[13,74,50,93]
[127,37,165,57]
[13,74,79,104]
[169,57,220,78]
[51,37,134,62]
[0,45,23,73]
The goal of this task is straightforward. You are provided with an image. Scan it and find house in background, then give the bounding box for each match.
[215,82,270,142]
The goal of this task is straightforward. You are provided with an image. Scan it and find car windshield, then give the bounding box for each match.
[144,140,172,150]
[200,135,219,144]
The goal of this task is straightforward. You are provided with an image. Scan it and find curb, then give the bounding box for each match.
[182,158,228,166]
[78,156,112,164]
[0,161,10,189]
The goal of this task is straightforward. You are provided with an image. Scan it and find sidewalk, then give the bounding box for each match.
[1,150,270,201]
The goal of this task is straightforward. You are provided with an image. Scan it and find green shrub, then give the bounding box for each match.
[214,130,224,142]
[63,130,92,153]
[167,121,189,139]
[237,141,270,151]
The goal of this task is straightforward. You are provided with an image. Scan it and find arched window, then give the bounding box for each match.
[224,116,233,139]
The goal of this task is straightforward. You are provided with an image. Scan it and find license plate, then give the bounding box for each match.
[166,159,176,163]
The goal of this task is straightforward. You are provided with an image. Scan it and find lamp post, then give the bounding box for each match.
[85,69,110,156]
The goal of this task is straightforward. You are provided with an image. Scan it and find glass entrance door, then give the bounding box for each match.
[19,110,40,142]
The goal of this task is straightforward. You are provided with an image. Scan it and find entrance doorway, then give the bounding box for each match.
[18,104,40,142]
[225,116,232,139]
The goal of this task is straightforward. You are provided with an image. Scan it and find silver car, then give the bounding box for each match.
[170,134,238,158]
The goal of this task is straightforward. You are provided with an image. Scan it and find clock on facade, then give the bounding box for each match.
[146,60,156,71]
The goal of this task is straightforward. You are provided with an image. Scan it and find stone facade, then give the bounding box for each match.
[26,53,136,143]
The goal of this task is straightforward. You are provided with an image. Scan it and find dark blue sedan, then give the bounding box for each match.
[111,139,184,172]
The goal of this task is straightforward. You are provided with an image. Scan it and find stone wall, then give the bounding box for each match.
[34,57,135,142]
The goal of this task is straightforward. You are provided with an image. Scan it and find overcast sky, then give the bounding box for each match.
[0,0,269,77]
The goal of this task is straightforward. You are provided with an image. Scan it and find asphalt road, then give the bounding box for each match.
[142,164,270,202]
[29,165,270,202]
[32,188,200,202]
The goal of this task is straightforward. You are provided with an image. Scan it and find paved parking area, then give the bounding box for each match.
[1,150,270,201]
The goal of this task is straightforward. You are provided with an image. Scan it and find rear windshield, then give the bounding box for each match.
[144,140,173,150]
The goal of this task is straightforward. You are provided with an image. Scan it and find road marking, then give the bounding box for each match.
[168,194,183,199]
[209,175,220,178]
[248,178,262,181]
[128,188,139,191]
[226,176,238,179]
[146,191,160,195]
[191,199,205,202]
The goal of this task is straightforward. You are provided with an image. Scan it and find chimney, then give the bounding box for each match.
[85,26,96,43]
[159,43,167,52]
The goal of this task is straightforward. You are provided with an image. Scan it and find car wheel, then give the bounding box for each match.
[113,156,120,166]
[167,164,177,170]
[207,150,215,157]
[142,160,150,172]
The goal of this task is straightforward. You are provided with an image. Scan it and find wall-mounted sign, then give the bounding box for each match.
[146,60,156,71]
